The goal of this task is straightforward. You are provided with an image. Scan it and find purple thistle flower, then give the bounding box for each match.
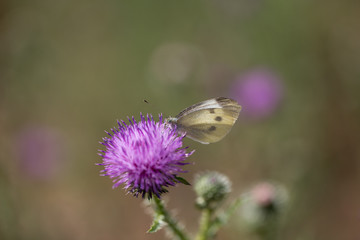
[98,114,194,199]
[230,68,284,119]
[15,126,64,180]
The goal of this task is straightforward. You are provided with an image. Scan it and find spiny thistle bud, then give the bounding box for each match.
[194,171,232,209]
[239,182,288,233]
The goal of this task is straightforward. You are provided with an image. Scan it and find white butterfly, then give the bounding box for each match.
[167,97,242,144]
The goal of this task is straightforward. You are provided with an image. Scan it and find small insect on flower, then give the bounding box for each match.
[98,114,194,199]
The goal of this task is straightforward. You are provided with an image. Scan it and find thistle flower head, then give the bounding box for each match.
[230,68,284,119]
[194,171,232,209]
[239,182,289,230]
[98,114,194,199]
[16,126,64,180]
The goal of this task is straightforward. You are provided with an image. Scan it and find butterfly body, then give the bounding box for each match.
[167,97,241,144]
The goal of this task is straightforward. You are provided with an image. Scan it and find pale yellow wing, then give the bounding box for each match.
[175,99,241,144]
[177,108,237,126]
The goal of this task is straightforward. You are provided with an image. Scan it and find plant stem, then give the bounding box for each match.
[195,208,212,240]
[207,198,242,238]
[153,197,189,240]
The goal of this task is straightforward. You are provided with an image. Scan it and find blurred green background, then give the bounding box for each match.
[1,0,360,239]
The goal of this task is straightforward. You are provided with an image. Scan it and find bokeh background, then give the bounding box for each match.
[1,0,360,239]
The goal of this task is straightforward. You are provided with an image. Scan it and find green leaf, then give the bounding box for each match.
[174,176,191,186]
[147,212,165,233]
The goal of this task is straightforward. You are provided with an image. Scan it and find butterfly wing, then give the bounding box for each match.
[175,97,241,144]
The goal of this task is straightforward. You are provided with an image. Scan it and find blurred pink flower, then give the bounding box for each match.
[15,126,64,180]
[230,68,284,119]
[250,182,277,207]
[239,181,289,229]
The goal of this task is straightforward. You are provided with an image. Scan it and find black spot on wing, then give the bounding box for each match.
[215,97,241,118]
[215,97,236,105]
[208,126,216,131]
[215,116,222,121]
[175,97,241,120]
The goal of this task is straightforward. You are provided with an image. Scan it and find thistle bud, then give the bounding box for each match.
[239,182,288,234]
[194,171,232,209]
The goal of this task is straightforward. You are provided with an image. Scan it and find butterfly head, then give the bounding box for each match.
[164,117,178,129]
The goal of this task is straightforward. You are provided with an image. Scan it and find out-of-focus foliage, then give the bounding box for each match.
[0,0,359,239]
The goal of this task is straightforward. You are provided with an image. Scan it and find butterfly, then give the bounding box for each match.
[166,97,241,144]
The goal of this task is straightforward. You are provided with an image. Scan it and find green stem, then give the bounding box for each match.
[195,208,213,240]
[153,197,189,240]
[207,198,242,238]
